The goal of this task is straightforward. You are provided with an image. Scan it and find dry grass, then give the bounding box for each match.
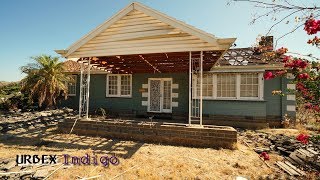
[0,144,277,180]
[296,105,320,132]
[258,128,301,137]
[296,105,319,124]
[0,127,283,180]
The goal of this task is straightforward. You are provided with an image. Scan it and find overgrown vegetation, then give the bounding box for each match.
[20,55,70,109]
[233,0,320,130]
[1,55,75,111]
[0,82,20,98]
[0,82,35,111]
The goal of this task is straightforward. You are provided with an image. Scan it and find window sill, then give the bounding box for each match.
[203,98,266,102]
[106,96,132,98]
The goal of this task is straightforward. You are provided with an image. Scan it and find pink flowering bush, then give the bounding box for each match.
[296,133,320,149]
[263,54,319,114]
[258,17,320,116]
[304,18,320,47]
[304,18,320,35]
[296,133,310,144]
[263,71,275,80]
[259,152,270,161]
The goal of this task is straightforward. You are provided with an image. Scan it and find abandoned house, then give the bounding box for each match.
[56,2,296,129]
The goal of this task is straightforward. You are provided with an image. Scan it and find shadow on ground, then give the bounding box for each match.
[0,121,144,159]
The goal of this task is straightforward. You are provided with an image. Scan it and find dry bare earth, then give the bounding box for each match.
[0,111,291,179]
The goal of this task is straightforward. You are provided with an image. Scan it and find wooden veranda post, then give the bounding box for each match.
[200,51,203,126]
[78,62,84,119]
[85,59,91,119]
[78,58,91,119]
[188,51,203,126]
[189,51,192,125]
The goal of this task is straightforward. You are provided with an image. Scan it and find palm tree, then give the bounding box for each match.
[20,55,69,108]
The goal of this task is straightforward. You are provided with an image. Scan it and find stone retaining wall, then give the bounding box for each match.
[203,115,283,129]
[58,118,237,149]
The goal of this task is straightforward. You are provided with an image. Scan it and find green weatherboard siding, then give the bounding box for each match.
[60,73,290,120]
[265,76,282,116]
[60,73,188,114]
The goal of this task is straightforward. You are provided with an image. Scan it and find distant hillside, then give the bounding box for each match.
[0,82,11,87]
[0,81,21,100]
[0,81,18,87]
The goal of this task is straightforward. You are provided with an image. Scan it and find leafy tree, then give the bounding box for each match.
[20,55,69,108]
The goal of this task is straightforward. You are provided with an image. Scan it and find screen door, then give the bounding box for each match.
[148,78,172,113]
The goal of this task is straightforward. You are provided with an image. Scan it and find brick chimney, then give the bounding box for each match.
[259,36,274,51]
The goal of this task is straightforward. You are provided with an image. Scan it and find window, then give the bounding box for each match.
[240,73,259,98]
[192,73,214,98]
[193,72,263,100]
[106,74,132,97]
[203,74,213,97]
[108,75,118,96]
[67,75,77,96]
[163,80,172,110]
[120,75,131,96]
[217,74,236,98]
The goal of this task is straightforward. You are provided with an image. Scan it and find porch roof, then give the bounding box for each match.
[55,2,235,73]
[78,51,223,74]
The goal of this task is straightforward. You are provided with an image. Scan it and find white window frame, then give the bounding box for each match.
[238,73,263,100]
[193,72,264,101]
[67,75,77,96]
[216,73,237,99]
[192,74,215,99]
[106,74,132,98]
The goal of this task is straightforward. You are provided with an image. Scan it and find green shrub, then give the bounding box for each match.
[0,82,36,111]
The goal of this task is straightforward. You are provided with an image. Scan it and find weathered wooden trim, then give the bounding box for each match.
[287,95,296,101]
[172,93,178,98]
[287,105,296,112]
[286,73,295,79]
[58,2,235,58]
[287,84,296,90]
[210,69,265,73]
[212,65,283,70]
[69,48,223,58]
[172,84,179,89]
[142,84,148,89]
[172,102,179,107]
[77,41,217,52]
[81,38,207,50]
[142,101,148,106]
[65,3,134,57]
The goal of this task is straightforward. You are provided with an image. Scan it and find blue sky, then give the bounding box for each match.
[0,0,319,81]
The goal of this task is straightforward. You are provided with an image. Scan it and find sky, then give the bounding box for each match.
[0,0,319,81]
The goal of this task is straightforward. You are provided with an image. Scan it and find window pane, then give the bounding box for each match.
[193,73,214,98]
[240,73,259,98]
[108,75,118,95]
[163,80,171,109]
[203,74,213,97]
[217,74,236,98]
[120,75,131,96]
[253,76,259,84]
[68,75,76,95]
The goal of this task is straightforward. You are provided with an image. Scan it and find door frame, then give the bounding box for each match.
[147,78,172,113]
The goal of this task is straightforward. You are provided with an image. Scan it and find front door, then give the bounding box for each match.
[148,78,172,113]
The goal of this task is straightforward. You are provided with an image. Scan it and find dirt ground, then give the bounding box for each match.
[0,125,293,180]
